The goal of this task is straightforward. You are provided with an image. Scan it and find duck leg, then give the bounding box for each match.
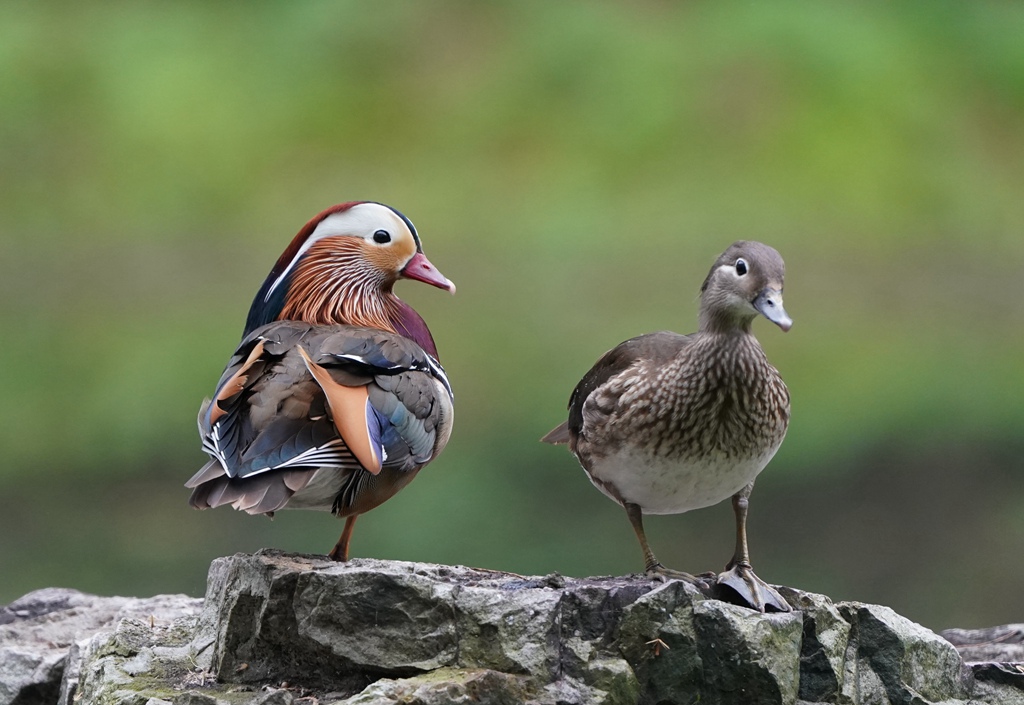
[328,515,358,562]
[625,502,697,582]
[717,482,790,612]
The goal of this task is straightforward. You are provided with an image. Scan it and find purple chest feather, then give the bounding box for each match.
[391,299,439,361]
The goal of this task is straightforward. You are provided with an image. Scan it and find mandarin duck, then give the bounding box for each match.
[543,241,792,612]
[187,202,455,561]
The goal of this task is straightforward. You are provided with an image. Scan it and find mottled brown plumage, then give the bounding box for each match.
[543,241,792,612]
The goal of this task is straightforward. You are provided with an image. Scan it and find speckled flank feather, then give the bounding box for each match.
[550,242,791,507]
[572,330,788,514]
[592,334,789,462]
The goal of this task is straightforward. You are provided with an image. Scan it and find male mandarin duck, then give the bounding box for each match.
[543,241,792,612]
[187,202,455,561]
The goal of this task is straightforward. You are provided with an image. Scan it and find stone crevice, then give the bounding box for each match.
[1,551,1021,705]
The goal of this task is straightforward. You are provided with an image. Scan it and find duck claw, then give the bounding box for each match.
[716,562,790,612]
[645,564,711,590]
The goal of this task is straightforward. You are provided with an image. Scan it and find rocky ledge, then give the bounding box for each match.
[2,550,1022,705]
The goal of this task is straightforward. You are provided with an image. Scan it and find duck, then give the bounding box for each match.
[543,241,792,611]
[187,201,455,561]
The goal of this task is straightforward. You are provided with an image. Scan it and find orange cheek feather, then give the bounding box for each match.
[362,235,416,276]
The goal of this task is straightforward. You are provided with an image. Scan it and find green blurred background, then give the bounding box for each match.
[2,1,1022,632]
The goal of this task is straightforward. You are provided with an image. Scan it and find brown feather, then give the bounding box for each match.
[200,478,243,508]
[190,472,299,515]
[297,346,382,474]
[249,479,294,515]
[185,459,226,488]
[281,469,313,493]
[279,238,398,332]
[540,421,571,445]
[210,340,266,425]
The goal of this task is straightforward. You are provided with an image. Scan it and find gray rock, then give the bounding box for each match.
[942,625,1024,704]
[781,588,851,703]
[616,580,706,703]
[3,550,1023,704]
[942,624,1024,663]
[837,603,972,704]
[692,600,803,704]
[0,587,201,705]
[336,668,533,705]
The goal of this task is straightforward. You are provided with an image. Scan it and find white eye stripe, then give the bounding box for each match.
[309,205,408,241]
[265,203,410,301]
[716,260,749,278]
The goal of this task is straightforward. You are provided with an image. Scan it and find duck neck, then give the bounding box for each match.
[698,307,755,338]
[274,241,440,359]
[388,297,440,360]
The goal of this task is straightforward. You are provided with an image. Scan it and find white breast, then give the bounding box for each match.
[583,443,781,515]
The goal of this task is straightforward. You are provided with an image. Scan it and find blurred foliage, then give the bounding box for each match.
[1,1,1023,630]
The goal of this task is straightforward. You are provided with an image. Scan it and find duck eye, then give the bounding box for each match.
[373,229,392,244]
[735,258,748,276]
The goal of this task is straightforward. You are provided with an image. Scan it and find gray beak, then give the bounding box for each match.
[753,288,793,332]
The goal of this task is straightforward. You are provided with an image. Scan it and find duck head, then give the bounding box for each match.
[698,240,792,334]
[244,202,455,337]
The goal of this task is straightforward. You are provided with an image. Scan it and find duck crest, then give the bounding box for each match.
[244,202,363,336]
[239,202,441,361]
[192,200,453,564]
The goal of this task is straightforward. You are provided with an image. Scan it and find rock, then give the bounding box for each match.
[0,587,201,705]
[337,668,533,705]
[942,625,1024,704]
[2,551,1023,704]
[782,588,851,702]
[942,623,1024,663]
[837,603,972,704]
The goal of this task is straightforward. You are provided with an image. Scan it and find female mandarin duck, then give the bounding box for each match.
[187,202,455,561]
[543,241,792,612]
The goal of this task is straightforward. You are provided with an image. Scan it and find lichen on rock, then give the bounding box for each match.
[2,550,1023,705]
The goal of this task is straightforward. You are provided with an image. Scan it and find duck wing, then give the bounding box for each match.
[188,320,453,514]
[542,331,690,449]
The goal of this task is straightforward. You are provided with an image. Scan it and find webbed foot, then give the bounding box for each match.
[646,563,698,583]
[716,561,790,612]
